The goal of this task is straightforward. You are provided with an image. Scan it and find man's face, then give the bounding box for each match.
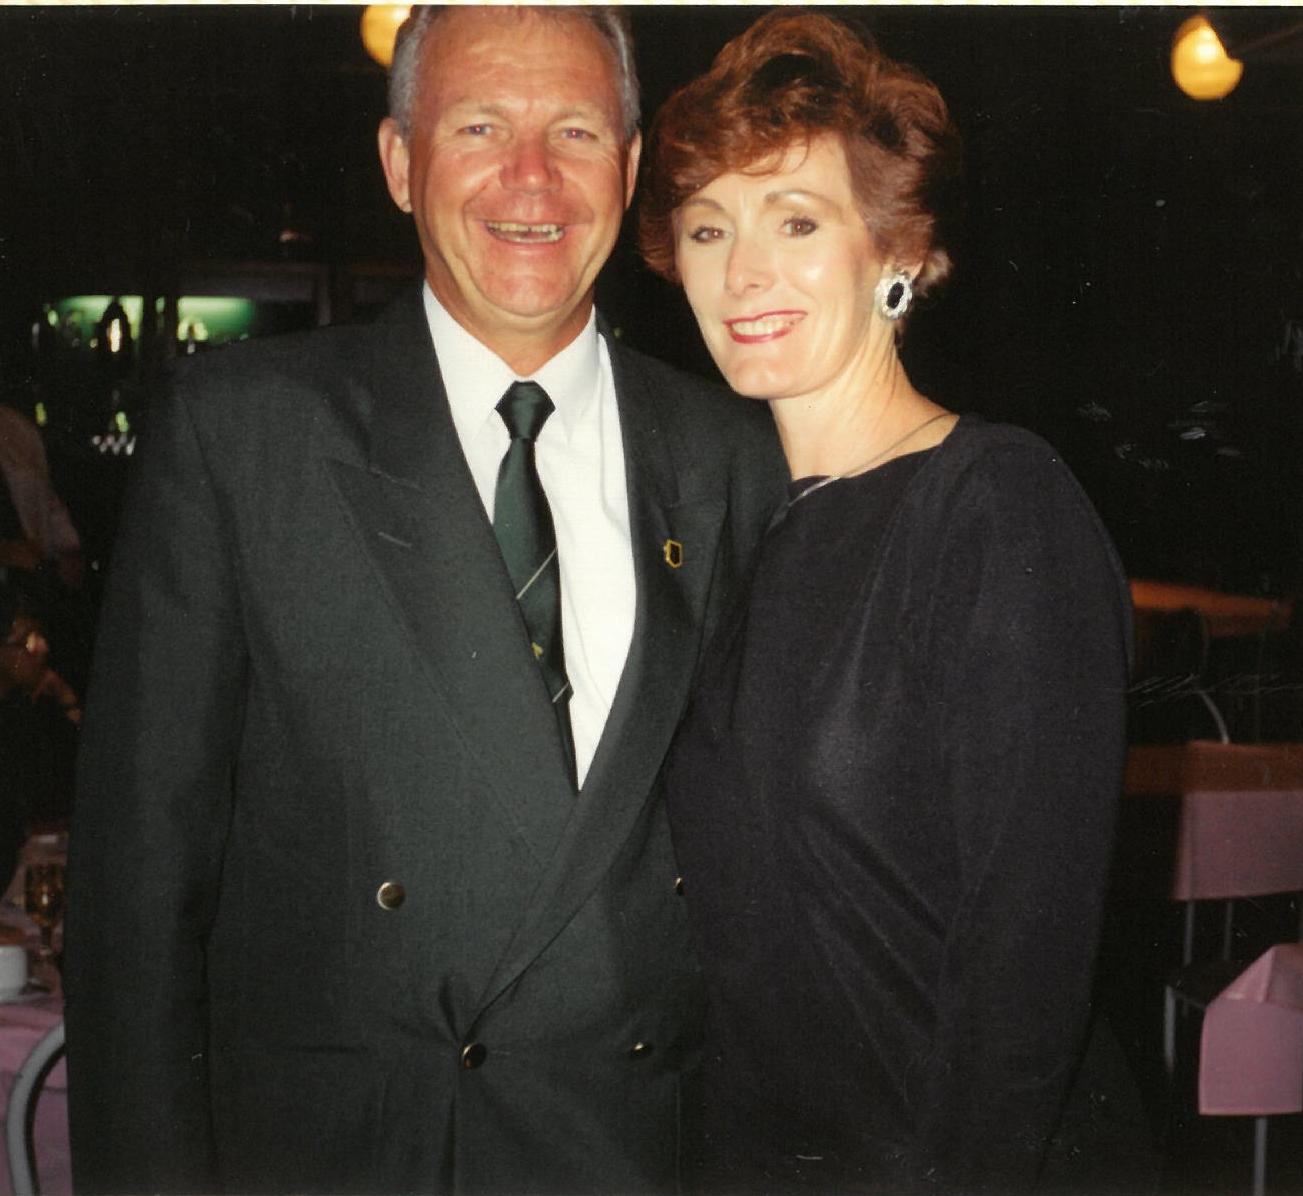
[378,8,641,373]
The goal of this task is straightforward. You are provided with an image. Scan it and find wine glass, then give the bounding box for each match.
[24,861,66,965]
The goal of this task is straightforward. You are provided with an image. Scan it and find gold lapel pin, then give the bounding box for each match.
[663,539,683,569]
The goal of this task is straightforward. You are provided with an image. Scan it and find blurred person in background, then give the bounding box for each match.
[0,397,84,595]
[0,583,79,890]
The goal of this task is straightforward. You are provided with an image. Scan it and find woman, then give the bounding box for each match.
[640,12,1133,1194]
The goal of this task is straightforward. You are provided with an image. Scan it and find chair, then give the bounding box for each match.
[4,1018,65,1196]
[1126,742,1303,1073]
[1198,943,1303,1196]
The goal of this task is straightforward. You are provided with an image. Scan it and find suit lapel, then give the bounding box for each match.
[326,294,574,855]
[477,336,729,1011]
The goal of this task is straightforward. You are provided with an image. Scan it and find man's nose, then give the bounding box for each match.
[724,236,773,297]
[501,133,561,193]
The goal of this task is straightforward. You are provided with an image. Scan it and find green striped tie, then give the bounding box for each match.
[494,381,576,784]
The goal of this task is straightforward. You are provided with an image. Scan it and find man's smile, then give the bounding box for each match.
[484,220,567,244]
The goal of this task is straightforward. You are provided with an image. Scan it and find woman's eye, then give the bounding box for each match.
[460,123,493,137]
[782,216,818,237]
[687,226,725,244]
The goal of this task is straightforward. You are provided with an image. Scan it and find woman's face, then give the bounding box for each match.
[674,134,888,403]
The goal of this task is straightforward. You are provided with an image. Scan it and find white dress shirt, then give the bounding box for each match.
[422,286,635,787]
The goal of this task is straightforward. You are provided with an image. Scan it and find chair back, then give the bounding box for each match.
[4,1018,65,1196]
[1200,942,1303,1116]
[1125,741,1303,901]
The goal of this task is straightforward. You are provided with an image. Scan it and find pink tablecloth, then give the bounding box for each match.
[1200,942,1303,1116]
[1125,742,1303,900]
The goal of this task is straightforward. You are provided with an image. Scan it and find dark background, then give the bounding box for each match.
[2,5,1302,593]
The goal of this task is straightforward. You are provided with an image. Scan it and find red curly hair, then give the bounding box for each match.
[639,10,961,296]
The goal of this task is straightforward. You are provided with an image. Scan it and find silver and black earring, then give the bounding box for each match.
[874,270,913,321]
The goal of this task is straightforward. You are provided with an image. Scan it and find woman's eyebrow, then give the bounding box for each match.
[680,196,725,212]
[763,188,837,209]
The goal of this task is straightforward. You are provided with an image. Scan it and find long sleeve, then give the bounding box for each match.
[912,443,1131,1192]
[64,379,245,1194]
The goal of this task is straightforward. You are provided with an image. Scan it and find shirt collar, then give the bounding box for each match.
[422,284,600,444]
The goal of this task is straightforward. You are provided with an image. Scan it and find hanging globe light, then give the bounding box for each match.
[361,5,412,69]
[1171,14,1243,101]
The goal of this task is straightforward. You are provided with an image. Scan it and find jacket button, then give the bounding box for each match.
[461,1042,487,1070]
[628,1041,654,1059]
[376,881,406,910]
[674,876,685,896]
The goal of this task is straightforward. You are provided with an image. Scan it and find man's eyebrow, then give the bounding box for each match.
[438,100,615,125]
[551,103,613,122]
[439,100,509,120]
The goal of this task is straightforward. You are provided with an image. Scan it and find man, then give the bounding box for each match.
[65,7,782,1194]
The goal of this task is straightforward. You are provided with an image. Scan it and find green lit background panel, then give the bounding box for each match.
[50,295,144,341]
[177,296,258,344]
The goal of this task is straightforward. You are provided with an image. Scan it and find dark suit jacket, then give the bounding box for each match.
[63,292,784,1195]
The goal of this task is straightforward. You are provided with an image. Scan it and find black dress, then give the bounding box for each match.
[666,416,1132,1194]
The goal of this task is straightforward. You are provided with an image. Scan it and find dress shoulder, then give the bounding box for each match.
[904,413,1131,668]
[917,414,1113,541]
[931,414,1075,479]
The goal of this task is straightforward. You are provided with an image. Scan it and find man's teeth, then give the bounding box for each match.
[730,315,801,336]
[486,222,565,243]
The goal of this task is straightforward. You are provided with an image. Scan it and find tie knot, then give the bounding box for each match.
[497,381,554,443]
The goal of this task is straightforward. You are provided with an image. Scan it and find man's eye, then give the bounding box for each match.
[460,123,493,136]
[782,216,818,236]
[687,226,725,244]
[560,127,597,141]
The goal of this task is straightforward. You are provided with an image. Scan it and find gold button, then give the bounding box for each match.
[461,1042,487,1069]
[376,881,406,910]
[628,1041,654,1059]
[674,876,685,896]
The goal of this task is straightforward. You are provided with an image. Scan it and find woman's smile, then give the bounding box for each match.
[724,311,806,342]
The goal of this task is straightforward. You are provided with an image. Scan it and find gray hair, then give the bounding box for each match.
[388,6,640,143]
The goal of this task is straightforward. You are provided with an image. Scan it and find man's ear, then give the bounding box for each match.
[377,118,413,213]
[623,130,642,211]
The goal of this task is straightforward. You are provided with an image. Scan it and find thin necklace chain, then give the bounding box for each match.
[789,412,950,506]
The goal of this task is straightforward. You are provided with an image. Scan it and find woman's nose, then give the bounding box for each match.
[724,237,772,296]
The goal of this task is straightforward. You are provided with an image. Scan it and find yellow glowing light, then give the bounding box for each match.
[1172,15,1244,101]
[361,5,411,69]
